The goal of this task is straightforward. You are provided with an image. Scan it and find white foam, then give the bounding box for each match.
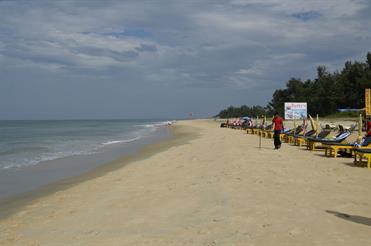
[1,149,95,170]
[0,120,171,170]
[135,121,175,128]
[102,136,141,146]
[3,162,37,169]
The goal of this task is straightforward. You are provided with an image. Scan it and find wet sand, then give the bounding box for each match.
[1,119,371,245]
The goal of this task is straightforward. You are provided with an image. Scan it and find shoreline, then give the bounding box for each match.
[0,120,174,199]
[0,122,201,220]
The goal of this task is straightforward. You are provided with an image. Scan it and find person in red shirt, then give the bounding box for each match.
[272,112,284,149]
[366,120,371,137]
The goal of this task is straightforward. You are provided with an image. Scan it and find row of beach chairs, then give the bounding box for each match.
[243,123,371,169]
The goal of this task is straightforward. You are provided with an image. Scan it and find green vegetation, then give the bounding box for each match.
[217,52,371,118]
[217,105,269,118]
[324,111,360,118]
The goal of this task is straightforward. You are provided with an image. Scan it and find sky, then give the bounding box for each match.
[0,0,370,120]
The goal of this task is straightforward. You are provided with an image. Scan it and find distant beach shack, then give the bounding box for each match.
[337,108,361,112]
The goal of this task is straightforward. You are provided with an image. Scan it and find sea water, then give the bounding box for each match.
[0,120,173,199]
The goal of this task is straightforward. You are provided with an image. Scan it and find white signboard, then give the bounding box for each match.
[284,102,307,120]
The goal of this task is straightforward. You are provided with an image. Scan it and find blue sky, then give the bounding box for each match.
[0,0,370,119]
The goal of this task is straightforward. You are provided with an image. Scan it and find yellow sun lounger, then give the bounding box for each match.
[260,130,267,138]
[306,131,351,151]
[323,144,354,158]
[246,128,254,134]
[323,137,371,158]
[293,130,319,146]
[283,126,304,143]
[252,128,260,135]
[353,149,371,169]
[257,124,273,138]
[295,133,315,146]
[261,130,273,138]
[266,131,274,138]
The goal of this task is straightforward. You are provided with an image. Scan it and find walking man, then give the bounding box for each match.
[272,112,284,149]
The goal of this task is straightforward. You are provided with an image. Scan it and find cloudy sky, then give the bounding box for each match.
[0,0,370,119]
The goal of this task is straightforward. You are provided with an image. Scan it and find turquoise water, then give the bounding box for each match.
[0,120,170,170]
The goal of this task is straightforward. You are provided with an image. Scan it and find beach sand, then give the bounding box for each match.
[1,119,371,245]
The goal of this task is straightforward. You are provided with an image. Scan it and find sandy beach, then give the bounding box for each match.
[1,119,371,245]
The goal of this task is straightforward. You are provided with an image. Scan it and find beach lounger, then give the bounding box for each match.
[246,122,260,134]
[261,124,273,138]
[284,126,303,143]
[353,148,371,169]
[280,128,292,141]
[294,129,317,146]
[252,127,261,135]
[267,130,275,139]
[297,129,331,147]
[323,137,371,158]
[246,125,256,134]
[306,131,351,151]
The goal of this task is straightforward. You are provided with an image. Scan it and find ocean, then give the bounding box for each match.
[0,120,173,199]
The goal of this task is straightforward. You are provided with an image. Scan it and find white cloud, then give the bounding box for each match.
[0,0,370,118]
[231,0,367,17]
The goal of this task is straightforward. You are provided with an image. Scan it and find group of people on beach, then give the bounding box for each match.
[220,118,252,128]
[259,112,371,150]
[221,112,284,150]
[224,111,371,151]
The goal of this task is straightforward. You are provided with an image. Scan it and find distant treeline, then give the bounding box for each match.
[218,105,269,118]
[217,52,371,118]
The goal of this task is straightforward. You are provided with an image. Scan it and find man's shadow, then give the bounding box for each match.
[326,210,371,227]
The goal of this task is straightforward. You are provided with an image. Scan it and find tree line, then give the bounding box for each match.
[217,52,371,118]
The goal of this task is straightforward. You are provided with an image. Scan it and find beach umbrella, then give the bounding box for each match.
[303,117,307,134]
[316,114,319,137]
[309,115,317,132]
[264,115,267,127]
[260,116,263,128]
[293,118,296,131]
[358,114,363,143]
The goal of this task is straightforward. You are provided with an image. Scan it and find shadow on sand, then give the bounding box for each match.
[254,147,276,150]
[326,210,371,227]
[342,162,367,168]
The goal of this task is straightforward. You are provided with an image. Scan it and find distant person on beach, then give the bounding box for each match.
[272,112,284,149]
